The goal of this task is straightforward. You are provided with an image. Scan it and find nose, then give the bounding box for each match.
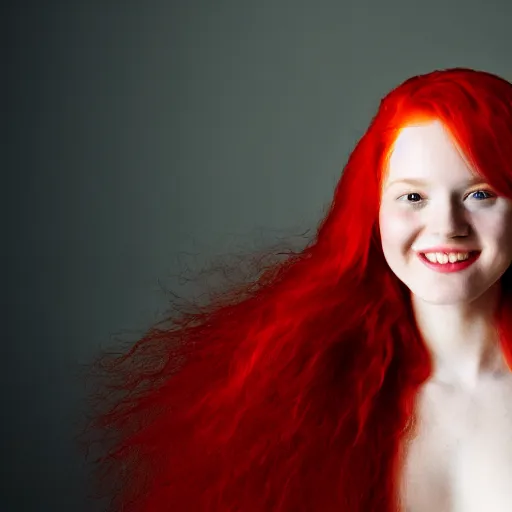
[426,199,470,238]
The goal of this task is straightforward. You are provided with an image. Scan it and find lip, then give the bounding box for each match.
[417,251,481,273]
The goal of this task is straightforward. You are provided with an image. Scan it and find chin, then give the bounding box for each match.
[409,285,487,306]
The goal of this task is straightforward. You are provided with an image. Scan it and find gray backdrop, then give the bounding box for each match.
[5,1,512,511]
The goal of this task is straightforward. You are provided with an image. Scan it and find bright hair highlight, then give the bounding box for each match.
[78,68,512,511]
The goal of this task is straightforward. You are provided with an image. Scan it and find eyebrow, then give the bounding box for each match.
[384,177,488,189]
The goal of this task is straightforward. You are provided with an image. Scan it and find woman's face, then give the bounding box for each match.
[378,120,512,305]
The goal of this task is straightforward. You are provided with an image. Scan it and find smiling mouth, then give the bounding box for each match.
[417,251,481,272]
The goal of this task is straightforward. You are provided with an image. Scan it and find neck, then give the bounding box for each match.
[411,282,508,388]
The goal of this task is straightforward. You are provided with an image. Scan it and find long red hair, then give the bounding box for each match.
[78,68,512,511]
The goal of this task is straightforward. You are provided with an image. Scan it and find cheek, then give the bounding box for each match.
[484,203,512,245]
[476,213,512,250]
[379,208,416,250]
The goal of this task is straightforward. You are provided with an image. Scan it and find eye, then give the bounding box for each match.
[466,189,495,201]
[397,192,423,203]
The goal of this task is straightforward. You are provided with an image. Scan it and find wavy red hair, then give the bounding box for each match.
[78,68,512,511]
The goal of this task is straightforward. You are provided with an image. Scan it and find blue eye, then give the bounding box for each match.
[469,190,494,200]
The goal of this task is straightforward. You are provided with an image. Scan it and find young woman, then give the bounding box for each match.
[80,68,512,512]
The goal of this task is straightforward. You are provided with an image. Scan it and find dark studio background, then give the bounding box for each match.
[4,1,512,511]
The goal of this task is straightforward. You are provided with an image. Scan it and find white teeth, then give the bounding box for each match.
[423,252,470,264]
[437,252,449,264]
[448,253,458,263]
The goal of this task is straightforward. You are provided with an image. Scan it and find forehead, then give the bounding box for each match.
[384,120,477,184]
